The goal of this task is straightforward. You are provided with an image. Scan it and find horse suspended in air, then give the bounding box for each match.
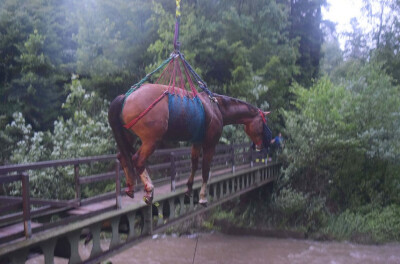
[108,83,271,206]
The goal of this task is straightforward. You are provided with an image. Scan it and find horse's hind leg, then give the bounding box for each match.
[185,144,201,197]
[117,153,135,198]
[117,131,137,198]
[199,146,216,206]
[132,141,157,205]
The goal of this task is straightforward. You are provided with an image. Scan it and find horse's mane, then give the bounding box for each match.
[214,94,259,114]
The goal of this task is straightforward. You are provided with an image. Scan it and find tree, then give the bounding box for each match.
[344,18,369,60]
[290,0,326,87]
[74,0,157,100]
[0,0,74,131]
[320,39,343,77]
[10,30,63,129]
[0,0,34,120]
[367,1,400,84]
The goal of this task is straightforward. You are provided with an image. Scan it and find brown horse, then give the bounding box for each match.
[108,83,271,206]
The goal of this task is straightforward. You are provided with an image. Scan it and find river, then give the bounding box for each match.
[107,232,400,264]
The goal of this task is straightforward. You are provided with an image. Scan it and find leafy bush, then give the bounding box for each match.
[283,64,400,210]
[270,188,327,231]
[323,205,400,243]
[3,78,115,199]
[272,188,307,223]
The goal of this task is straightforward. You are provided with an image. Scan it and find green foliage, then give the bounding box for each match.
[269,188,327,231]
[11,30,65,129]
[290,0,326,86]
[73,0,157,99]
[53,78,114,159]
[283,63,400,211]
[4,78,114,199]
[0,0,74,131]
[271,188,308,227]
[320,39,343,77]
[282,78,354,198]
[7,112,52,164]
[323,205,400,243]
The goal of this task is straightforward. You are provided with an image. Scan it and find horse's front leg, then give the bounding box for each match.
[199,146,216,206]
[132,141,157,205]
[185,144,201,197]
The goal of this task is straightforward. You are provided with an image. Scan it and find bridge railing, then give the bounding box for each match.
[0,143,266,243]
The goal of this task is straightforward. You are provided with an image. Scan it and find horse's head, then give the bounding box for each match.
[245,110,272,152]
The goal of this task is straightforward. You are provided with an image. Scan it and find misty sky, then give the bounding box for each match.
[322,0,365,48]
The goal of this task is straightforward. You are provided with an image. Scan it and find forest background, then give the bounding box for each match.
[1,0,399,243]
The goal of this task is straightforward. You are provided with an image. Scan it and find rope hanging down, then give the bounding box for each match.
[124,0,216,101]
[174,0,181,51]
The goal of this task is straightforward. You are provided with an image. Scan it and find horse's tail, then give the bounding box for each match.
[108,95,137,192]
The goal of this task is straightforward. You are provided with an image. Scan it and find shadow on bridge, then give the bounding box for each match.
[0,144,280,264]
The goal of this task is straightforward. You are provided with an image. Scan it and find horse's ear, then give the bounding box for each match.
[263,111,271,116]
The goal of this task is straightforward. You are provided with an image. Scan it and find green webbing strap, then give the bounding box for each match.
[125,56,174,96]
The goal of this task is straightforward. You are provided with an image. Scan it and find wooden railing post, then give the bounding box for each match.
[74,164,80,206]
[21,172,31,238]
[231,144,235,173]
[170,152,176,191]
[115,159,121,209]
[250,147,254,167]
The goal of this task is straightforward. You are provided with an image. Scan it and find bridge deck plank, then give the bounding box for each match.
[0,222,41,237]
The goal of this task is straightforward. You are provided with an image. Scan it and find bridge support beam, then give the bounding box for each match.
[142,206,152,235]
[89,223,102,259]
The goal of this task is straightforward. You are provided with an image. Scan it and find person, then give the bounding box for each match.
[270,132,283,160]
[271,132,284,150]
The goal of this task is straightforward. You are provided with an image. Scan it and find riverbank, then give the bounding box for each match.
[197,184,400,245]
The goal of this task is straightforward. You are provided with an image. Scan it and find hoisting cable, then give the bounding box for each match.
[174,0,181,52]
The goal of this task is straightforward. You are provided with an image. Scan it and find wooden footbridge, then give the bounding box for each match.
[0,144,280,264]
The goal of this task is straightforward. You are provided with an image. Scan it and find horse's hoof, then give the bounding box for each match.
[199,198,208,207]
[125,190,134,199]
[199,202,208,207]
[143,196,153,205]
[143,190,154,206]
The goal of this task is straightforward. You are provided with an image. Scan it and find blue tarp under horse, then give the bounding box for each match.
[167,94,206,143]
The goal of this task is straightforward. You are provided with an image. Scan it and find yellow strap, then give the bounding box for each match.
[176,0,181,17]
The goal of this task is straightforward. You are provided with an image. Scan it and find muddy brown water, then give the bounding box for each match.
[108,233,400,264]
[27,232,400,264]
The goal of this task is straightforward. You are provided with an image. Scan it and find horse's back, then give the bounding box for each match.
[121,84,169,141]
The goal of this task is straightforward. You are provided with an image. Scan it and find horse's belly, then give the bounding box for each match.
[164,94,206,143]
